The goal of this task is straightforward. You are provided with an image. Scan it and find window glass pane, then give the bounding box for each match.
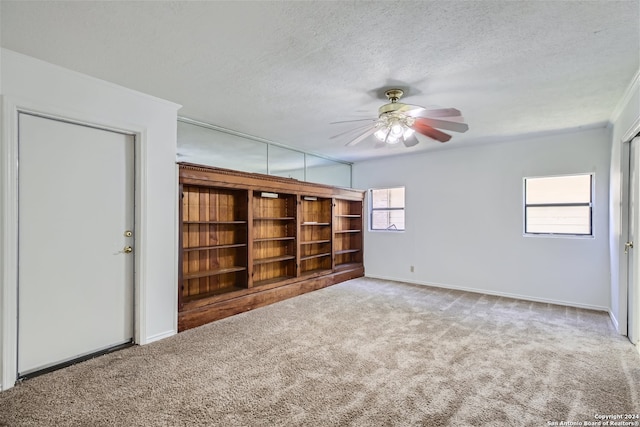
[371,189,389,208]
[388,187,405,208]
[526,206,591,234]
[372,210,405,231]
[372,187,405,208]
[526,175,591,204]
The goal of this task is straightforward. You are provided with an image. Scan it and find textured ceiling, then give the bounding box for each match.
[1,1,639,163]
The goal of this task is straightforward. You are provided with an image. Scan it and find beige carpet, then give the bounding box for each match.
[1,278,639,426]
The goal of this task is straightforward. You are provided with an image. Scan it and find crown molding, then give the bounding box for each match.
[610,68,640,125]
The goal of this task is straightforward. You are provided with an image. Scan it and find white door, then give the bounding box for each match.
[18,113,135,376]
[629,137,640,345]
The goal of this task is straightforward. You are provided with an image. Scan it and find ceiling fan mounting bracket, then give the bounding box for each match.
[384,89,404,103]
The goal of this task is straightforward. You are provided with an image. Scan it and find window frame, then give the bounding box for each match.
[368,186,406,232]
[523,173,594,238]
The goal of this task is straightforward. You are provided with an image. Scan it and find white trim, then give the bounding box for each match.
[609,310,620,331]
[1,96,19,391]
[610,69,640,125]
[618,133,640,339]
[365,274,610,312]
[618,140,631,336]
[145,330,176,345]
[367,186,406,232]
[622,115,640,143]
[628,136,640,345]
[522,172,595,238]
[0,95,151,389]
[173,164,180,335]
[134,129,148,345]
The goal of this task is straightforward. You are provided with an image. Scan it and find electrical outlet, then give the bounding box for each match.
[410,265,414,273]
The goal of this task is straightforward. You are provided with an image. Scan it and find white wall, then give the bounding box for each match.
[609,71,640,334]
[354,127,611,310]
[0,49,181,390]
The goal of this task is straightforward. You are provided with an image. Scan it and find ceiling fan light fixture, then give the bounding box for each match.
[386,134,401,145]
[374,115,413,145]
[374,127,389,141]
[390,122,404,137]
[403,127,415,139]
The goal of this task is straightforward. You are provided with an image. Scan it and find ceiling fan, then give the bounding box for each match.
[334,89,469,148]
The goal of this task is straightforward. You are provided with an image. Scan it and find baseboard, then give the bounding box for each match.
[144,330,176,344]
[609,310,620,332]
[365,274,610,312]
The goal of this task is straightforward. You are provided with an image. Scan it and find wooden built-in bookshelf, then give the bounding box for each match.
[333,198,363,270]
[178,163,364,331]
[251,192,297,287]
[299,196,333,277]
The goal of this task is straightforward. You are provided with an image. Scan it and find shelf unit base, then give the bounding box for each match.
[178,266,364,331]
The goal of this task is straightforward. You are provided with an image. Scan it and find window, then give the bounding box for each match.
[524,174,593,236]
[370,187,405,231]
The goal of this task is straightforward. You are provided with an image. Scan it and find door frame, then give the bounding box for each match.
[620,140,631,337]
[1,95,151,389]
[623,138,636,343]
[620,117,640,345]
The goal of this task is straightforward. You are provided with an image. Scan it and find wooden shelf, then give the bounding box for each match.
[254,236,295,243]
[300,252,331,261]
[301,222,330,226]
[335,214,361,218]
[184,243,247,252]
[253,254,296,265]
[253,276,295,287]
[182,286,245,303]
[335,249,360,255]
[183,220,247,224]
[301,239,331,245]
[254,217,295,221]
[183,266,246,280]
[335,229,361,234]
[335,262,362,270]
[300,268,332,276]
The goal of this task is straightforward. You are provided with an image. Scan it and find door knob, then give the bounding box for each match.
[123,246,133,254]
[625,241,634,254]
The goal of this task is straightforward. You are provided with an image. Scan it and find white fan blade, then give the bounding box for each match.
[428,115,466,123]
[414,117,468,133]
[330,118,377,124]
[345,126,378,146]
[412,119,452,142]
[399,105,462,118]
[330,122,377,140]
